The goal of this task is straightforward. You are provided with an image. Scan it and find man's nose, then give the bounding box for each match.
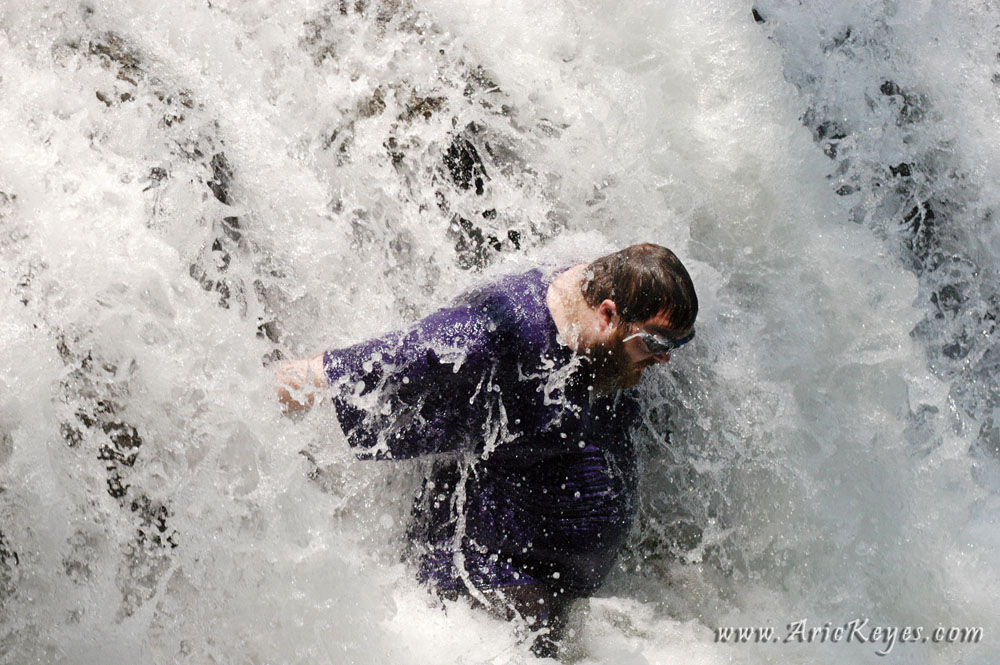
[653,352,671,364]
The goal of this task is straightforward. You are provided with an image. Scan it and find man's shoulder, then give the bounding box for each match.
[459,267,550,326]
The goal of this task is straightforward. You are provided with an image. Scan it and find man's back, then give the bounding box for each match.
[322,268,641,595]
[275,243,698,656]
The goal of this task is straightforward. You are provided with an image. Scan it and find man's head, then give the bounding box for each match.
[580,243,698,391]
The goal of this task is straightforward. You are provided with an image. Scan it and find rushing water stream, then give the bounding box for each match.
[1,1,998,663]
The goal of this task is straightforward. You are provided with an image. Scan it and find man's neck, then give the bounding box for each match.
[547,264,630,397]
[546,263,597,353]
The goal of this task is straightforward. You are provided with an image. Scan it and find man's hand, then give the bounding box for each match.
[275,354,328,414]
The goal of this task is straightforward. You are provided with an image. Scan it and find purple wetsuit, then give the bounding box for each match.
[323,268,639,597]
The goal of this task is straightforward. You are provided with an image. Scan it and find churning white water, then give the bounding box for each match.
[1,0,998,663]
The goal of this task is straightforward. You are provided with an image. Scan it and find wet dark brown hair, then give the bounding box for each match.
[581,243,698,329]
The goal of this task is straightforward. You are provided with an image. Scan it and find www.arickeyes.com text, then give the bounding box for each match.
[714,618,982,656]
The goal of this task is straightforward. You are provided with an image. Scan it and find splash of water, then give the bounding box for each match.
[0,1,997,663]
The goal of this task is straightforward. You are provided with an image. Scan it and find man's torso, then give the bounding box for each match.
[324,268,640,595]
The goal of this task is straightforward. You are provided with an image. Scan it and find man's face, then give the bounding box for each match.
[591,313,690,392]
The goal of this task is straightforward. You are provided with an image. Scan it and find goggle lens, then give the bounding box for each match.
[626,330,695,354]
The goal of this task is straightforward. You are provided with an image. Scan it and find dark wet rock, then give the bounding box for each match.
[779,14,1000,490]
[931,281,968,318]
[51,331,178,619]
[57,337,149,502]
[0,529,19,606]
[20,26,293,619]
[130,496,178,549]
[889,162,912,177]
[89,32,143,84]
[507,229,521,249]
[262,348,285,366]
[752,7,766,23]
[252,278,285,346]
[0,430,11,469]
[358,86,386,118]
[189,213,251,314]
[464,65,500,98]
[820,27,854,52]
[301,18,338,65]
[62,529,98,585]
[153,89,194,109]
[142,167,168,192]
[437,128,529,269]
[208,153,233,205]
[802,110,847,159]
[448,216,505,270]
[221,215,241,242]
[903,200,937,264]
[257,318,281,344]
[384,136,405,169]
[98,422,142,466]
[83,33,144,109]
[444,136,488,194]
[60,422,83,447]
[941,333,972,361]
[188,263,213,291]
[298,2,555,286]
[211,238,232,272]
[879,79,926,125]
[403,93,447,121]
[155,90,195,127]
[666,521,704,553]
[213,279,234,310]
[117,523,173,619]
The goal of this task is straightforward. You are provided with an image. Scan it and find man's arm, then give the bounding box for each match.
[275,354,327,413]
[303,298,500,459]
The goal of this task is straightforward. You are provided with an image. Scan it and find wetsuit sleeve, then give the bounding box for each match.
[323,301,498,460]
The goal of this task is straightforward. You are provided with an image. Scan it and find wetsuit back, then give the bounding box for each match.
[323,268,640,597]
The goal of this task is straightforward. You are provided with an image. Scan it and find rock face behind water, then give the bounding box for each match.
[755,5,1000,488]
[300,2,556,282]
[0,1,577,631]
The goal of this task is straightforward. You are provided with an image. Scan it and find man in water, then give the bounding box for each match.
[275,243,698,656]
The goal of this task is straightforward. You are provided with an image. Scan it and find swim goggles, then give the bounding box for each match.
[624,329,695,355]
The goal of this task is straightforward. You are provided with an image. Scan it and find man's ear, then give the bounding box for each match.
[597,299,618,331]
